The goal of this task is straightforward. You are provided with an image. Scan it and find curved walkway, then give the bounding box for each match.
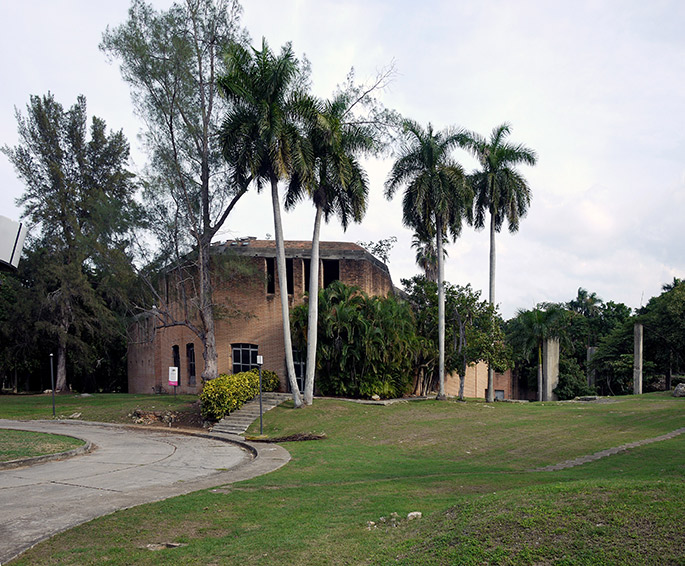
[0,419,290,564]
[532,426,685,472]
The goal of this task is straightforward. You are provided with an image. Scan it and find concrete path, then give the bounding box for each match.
[532,426,685,472]
[0,419,290,564]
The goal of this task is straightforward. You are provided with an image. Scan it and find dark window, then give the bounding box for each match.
[172,344,181,386]
[303,258,312,292]
[266,258,275,294]
[186,343,196,386]
[286,258,294,295]
[232,343,259,374]
[293,349,306,393]
[322,259,339,288]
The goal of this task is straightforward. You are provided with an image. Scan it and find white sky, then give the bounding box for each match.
[1,0,683,318]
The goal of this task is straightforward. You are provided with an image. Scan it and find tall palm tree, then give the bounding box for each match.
[385,120,472,399]
[459,123,537,402]
[286,94,372,405]
[219,39,310,408]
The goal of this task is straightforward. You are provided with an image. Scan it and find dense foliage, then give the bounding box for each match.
[200,369,279,421]
[403,275,509,398]
[1,94,139,393]
[291,281,417,399]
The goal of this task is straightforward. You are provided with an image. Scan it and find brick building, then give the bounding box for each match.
[127,237,518,400]
[127,239,394,394]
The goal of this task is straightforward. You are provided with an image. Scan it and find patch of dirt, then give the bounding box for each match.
[250,432,327,442]
[129,401,207,430]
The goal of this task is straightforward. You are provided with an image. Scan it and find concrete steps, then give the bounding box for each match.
[211,392,291,436]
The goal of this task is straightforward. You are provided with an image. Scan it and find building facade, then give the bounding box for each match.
[127,239,394,394]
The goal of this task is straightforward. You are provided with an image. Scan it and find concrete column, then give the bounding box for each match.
[542,337,560,401]
[633,323,643,395]
[587,346,597,388]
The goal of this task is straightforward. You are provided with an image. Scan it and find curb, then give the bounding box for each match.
[0,434,94,471]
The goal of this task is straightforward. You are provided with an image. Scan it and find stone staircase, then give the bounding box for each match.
[211,392,291,436]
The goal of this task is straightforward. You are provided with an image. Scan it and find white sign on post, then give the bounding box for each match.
[168,366,179,387]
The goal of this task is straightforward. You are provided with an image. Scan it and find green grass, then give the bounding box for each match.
[0,429,84,462]
[8,392,685,565]
[0,393,200,423]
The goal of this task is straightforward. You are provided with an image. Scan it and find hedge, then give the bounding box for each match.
[200,369,280,421]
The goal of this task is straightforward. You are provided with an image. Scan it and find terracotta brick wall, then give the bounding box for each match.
[128,241,394,394]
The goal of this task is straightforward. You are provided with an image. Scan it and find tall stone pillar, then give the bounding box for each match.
[633,323,643,395]
[587,346,597,388]
[543,337,560,401]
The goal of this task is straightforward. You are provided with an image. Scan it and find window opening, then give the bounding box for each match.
[172,345,181,386]
[266,257,275,294]
[322,259,340,288]
[232,343,259,374]
[186,343,196,386]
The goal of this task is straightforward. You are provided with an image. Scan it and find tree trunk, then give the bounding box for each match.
[271,177,302,408]
[436,223,446,400]
[198,239,218,381]
[55,332,68,392]
[55,305,70,392]
[304,205,323,405]
[486,213,496,403]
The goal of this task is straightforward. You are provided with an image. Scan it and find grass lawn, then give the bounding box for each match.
[0,393,201,426]
[0,429,84,462]
[7,392,685,565]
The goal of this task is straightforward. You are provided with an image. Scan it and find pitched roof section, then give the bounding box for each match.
[212,238,390,274]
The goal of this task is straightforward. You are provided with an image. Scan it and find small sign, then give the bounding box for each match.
[256,355,264,365]
[168,366,179,386]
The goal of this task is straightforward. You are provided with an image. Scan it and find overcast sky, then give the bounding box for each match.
[1,0,683,318]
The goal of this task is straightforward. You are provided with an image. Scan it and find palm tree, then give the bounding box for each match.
[219,39,310,408]
[385,120,472,399]
[510,305,566,401]
[411,233,448,283]
[286,94,372,405]
[459,123,537,402]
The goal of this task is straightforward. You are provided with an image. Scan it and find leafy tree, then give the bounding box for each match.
[291,281,417,399]
[101,0,247,382]
[357,236,397,264]
[218,39,311,407]
[385,120,472,399]
[638,279,685,389]
[507,305,568,401]
[553,357,595,400]
[2,93,138,391]
[403,275,508,399]
[459,123,537,402]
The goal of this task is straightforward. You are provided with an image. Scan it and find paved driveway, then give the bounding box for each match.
[0,420,289,563]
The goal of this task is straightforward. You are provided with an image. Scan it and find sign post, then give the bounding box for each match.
[168,366,179,396]
[257,355,264,435]
[50,353,55,417]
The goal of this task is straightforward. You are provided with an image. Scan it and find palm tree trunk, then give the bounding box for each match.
[271,177,303,408]
[437,222,446,400]
[486,212,496,403]
[304,205,323,405]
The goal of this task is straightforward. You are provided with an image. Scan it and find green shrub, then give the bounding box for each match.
[554,357,596,400]
[200,369,280,421]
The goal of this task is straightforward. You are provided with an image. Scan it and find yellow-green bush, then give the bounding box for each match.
[200,369,280,421]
